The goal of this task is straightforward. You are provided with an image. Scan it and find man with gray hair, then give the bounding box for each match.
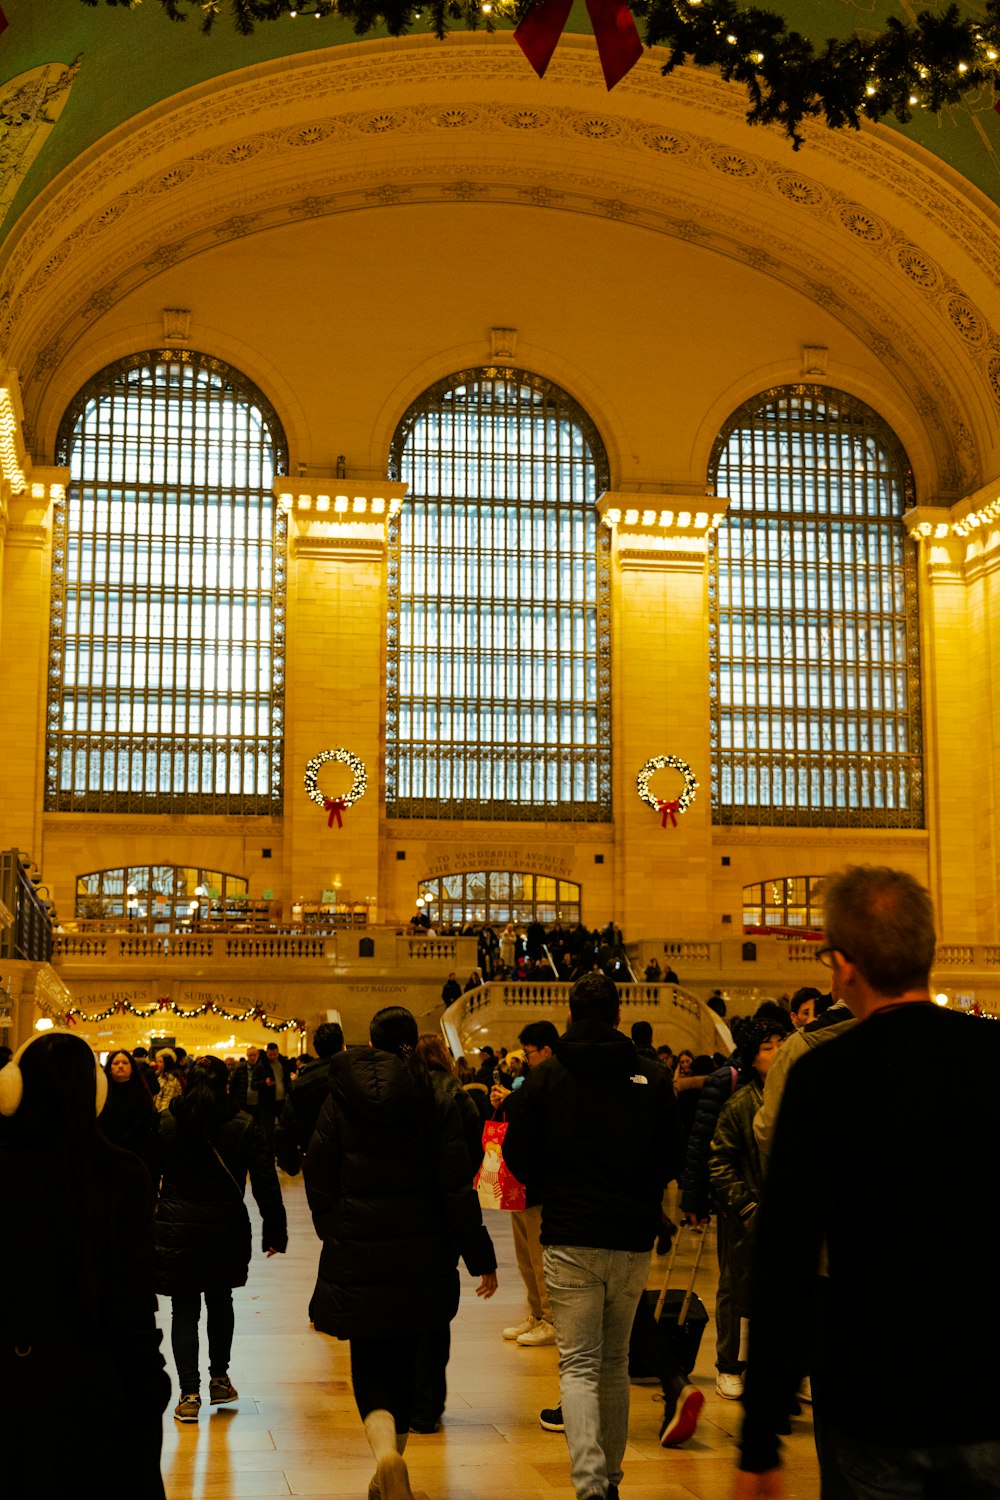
[735,865,1000,1498]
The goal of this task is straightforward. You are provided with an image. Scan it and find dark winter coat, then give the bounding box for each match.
[501,1018,680,1250]
[304,1047,496,1340]
[100,1076,160,1182]
[679,1059,741,1218]
[708,1077,765,1314]
[155,1100,288,1294]
[1,1138,169,1499]
[274,1053,338,1173]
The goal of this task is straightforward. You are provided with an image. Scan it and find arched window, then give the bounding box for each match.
[416,869,583,928]
[47,351,287,814]
[387,367,611,821]
[75,863,248,931]
[709,386,922,827]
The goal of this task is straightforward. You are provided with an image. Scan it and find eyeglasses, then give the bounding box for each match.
[816,945,850,969]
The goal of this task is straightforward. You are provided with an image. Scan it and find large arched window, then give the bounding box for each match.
[46,351,287,814]
[387,367,611,821]
[709,386,922,827]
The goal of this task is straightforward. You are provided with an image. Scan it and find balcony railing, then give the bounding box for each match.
[442,979,725,1061]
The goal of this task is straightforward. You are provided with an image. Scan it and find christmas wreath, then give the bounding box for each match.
[637,753,699,827]
[304,748,368,827]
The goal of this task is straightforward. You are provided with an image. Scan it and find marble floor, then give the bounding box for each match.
[158,1176,820,1500]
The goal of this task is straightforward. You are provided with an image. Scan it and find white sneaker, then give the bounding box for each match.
[502,1315,539,1341]
[517,1319,556,1347]
[715,1372,744,1400]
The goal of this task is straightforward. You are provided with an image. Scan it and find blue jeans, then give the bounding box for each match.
[815,1416,1000,1498]
[543,1244,651,1500]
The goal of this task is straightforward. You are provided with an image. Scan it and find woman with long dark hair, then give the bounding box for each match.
[101,1047,159,1180]
[305,1005,497,1500]
[0,1031,169,1497]
[155,1055,287,1422]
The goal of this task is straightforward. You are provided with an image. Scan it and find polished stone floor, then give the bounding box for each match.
[158,1176,820,1499]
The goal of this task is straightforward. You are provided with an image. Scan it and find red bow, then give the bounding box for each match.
[158,997,172,1011]
[323,795,347,829]
[658,798,680,829]
[515,0,643,90]
[63,1011,77,1027]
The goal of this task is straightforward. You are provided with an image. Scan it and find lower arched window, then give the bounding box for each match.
[709,386,922,827]
[416,870,582,927]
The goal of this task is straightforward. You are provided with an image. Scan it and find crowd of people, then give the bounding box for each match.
[3,864,997,1500]
[415,913,640,985]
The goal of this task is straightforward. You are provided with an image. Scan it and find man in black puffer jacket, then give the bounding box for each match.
[502,974,680,1500]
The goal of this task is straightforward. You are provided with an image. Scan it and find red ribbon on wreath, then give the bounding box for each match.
[323,795,347,829]
[514,0,643,90]
[63,1011,77,1027]
[658,798,680,829]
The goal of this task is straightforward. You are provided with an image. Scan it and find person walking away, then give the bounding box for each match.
[155,1055,288,1422]
[409,1032,490,1432]
[735,865,1000,1498]
[304,1005,497,1500]
[708,1019,785,1401]
[0,1031,169,1498]
[502,973,680,1500]
[275,1021,345,1173]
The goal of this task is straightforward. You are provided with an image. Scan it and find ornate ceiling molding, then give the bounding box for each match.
[1,34,997,486]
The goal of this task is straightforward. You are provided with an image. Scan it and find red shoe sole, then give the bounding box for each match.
[660,1388,705,1447]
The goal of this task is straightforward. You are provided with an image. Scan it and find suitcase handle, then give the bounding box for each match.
[653,1223,707,1326]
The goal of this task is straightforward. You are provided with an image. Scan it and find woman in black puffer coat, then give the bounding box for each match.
[155,1056,287,1423]
[305,1006,497,1500]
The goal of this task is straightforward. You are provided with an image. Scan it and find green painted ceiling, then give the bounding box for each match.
[1,0,999,236]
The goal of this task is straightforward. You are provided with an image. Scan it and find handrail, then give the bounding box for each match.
[441,978,714,1060]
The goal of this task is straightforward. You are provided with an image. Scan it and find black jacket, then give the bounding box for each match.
[155,1101,288,1294]
[741,1004,1000,1471]
[679,1059,741,1218]
[275,1054,338,1172]
[501,1019,680,1250]
[1,1136,169,1498]
[304,1048,496,1339]
[252,1052,294,1112]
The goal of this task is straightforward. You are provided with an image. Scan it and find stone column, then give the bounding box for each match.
[277,477,406,926]
[0,465,68,858]
[908,495,1000,942]
[599,494,729,940]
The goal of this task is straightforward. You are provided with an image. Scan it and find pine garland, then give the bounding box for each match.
[79,0,1000,147]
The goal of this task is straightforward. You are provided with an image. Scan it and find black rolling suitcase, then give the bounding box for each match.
[629,1226,709,1382]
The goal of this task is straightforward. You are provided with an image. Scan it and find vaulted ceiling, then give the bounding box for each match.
[2,0,1000,493]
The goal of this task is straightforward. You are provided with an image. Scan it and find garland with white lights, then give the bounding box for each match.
[304,747,368,828]
[637,754,699,827]
[80,0,1000,146]
[62,996,305,1033]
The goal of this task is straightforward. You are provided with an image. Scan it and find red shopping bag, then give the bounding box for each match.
[474,1116,526,1211]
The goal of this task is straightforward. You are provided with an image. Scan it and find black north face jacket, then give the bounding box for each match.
[502,1018,680,1250]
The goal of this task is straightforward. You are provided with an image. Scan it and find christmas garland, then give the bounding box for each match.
[79,0,1000,146]
[61,995,305,1033]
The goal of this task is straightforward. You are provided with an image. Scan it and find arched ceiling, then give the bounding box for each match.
[2,16,1000,493]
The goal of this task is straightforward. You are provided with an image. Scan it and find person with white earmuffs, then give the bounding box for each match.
[0,1030,170,1499]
